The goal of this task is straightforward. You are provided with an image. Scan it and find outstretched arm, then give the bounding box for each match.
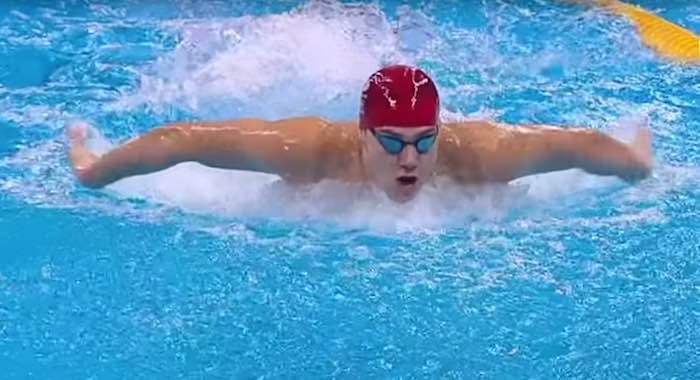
[472,122,652,182]
[67,117,328,188]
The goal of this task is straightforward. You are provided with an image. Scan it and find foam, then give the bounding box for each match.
[112,1,410,120]
[1,1,696,235]
[105,159,529,233]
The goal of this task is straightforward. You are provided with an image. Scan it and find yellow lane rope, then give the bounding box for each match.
[566,0,700,63]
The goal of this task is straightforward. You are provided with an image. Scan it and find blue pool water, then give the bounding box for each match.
[1,1,699,378]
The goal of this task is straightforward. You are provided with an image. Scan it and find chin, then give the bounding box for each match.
[387,185,420,203]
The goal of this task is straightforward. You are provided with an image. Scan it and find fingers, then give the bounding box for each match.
[65,121,90,145]
[632,128,652,162]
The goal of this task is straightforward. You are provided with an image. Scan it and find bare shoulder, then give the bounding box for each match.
[167,115,342,148]
[269,116,335,134]
[269,117,360,181]
[313,120,364,181]
[203,116,361,181]
[175,115,359,182]
[436,120,512,183]
[266,116,357,146]
[441,120,507,141]
[443,120,530,153]
[175,116,332,134]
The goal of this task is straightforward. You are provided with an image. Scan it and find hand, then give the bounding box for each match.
[65,122,101,187]
[622,126,653,182]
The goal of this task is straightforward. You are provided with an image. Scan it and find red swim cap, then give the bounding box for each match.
[359,64,440,130]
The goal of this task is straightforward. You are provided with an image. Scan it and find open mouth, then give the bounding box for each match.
[396,176,418,186]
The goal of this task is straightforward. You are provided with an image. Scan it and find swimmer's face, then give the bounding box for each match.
[360,125,439,203]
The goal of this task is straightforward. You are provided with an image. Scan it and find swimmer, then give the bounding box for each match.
[67,64,652,203]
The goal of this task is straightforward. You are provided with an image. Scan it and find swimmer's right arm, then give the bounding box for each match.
[67,118,326,188]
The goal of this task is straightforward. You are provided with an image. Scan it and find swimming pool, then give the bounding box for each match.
[1,0,699,378]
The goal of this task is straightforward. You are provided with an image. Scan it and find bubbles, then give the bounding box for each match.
[106,161,529,234]
[113,0,410,120]
[0,0,697,236]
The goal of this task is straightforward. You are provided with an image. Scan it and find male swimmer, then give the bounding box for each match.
[67,64,652,203]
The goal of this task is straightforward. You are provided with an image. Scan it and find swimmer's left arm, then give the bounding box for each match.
[477,123,653,182]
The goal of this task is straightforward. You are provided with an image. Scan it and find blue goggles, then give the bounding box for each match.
[371,128,438,155]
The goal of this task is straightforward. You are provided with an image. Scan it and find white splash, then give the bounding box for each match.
[0,1,694,235]
[112,1,410,120]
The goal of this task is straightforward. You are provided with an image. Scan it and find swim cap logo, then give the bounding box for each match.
[410,68,429,110]
[362,72,397,110]
[359,64,439,130]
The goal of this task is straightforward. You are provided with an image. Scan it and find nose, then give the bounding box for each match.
[398,145,418,172]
